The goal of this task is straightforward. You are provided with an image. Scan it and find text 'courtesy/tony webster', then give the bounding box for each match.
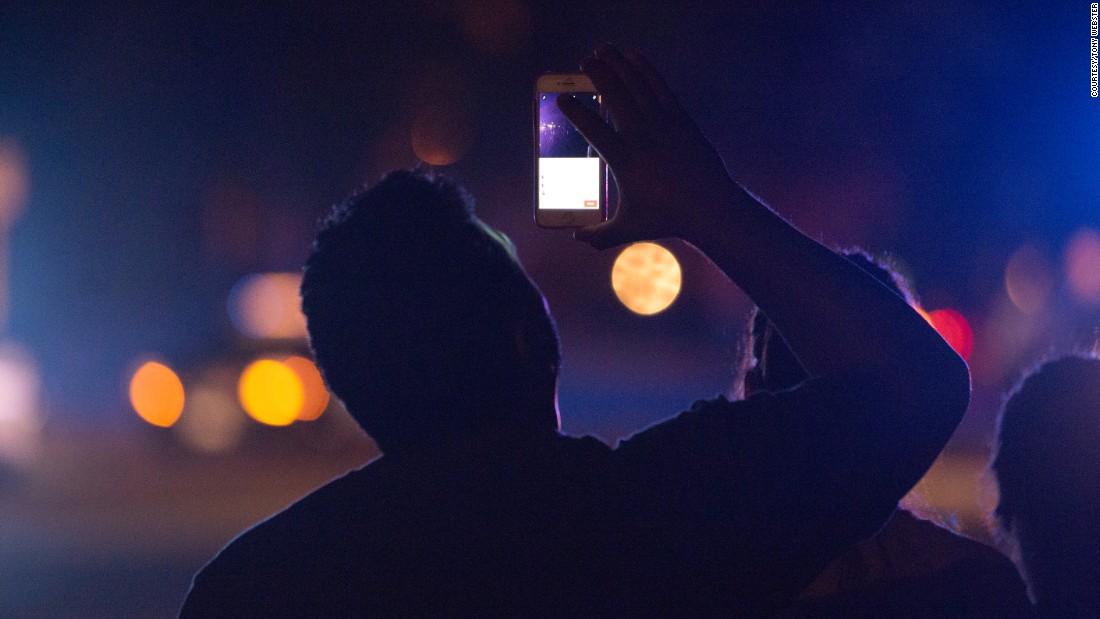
[1091,3,1099,97]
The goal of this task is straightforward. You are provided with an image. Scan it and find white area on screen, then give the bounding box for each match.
[538,157,600,210]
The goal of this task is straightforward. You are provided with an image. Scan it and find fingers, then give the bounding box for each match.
[594,44,661,122]
[565,44,698,252]
[587,45,689,130]
[623,50,688,122]
[580,56,643,134]
[556,93,625,166]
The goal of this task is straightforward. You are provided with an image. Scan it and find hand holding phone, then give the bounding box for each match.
[556,45,742,249]
[534,74,607,228]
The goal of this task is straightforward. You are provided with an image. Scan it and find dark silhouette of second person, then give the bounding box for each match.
[180,45,970,617]
[763,253,1031,618]
[992,354,1100,618]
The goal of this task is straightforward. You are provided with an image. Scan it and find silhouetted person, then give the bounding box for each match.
[765,253,1031,618]
[992,354,1100,618]
[180,45,969,617]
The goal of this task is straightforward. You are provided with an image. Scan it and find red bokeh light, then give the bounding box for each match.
[928,308,974,361]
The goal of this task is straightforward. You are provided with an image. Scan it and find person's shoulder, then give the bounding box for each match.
[615,373,895,450]
[553,432,613,459]
[606,374,910,506]
[246,458,384,534]
[181,461,385,616]
[886,510,1031,600]
[887,510,1011,567]
[615,394,740,441]
[491,432,614,489]
[611,389,790,457]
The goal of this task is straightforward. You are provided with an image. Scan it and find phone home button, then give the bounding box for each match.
[562,212,576,224]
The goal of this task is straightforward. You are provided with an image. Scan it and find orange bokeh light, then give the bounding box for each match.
[611,242,682,316]
[914,305,933,324]
[928,308,974,361]
[129,361,186,428]
[0,139,29,229]
[283,355,329,421]
[409,62,474,167]
[238,359,304,427]
[411,114,472,166]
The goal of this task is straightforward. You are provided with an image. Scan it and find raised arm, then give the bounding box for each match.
[559,44,969,488]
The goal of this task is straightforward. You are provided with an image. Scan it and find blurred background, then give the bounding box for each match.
[0,1,1097,616]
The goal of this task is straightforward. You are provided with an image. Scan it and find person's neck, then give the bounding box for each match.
[380,408,559,463]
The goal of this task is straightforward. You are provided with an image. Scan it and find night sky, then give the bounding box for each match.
[1,1,1097,442]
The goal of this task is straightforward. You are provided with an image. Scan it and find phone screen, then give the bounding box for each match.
[537,92,601,211]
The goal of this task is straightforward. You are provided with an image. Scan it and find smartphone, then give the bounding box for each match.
[534,74,606,228]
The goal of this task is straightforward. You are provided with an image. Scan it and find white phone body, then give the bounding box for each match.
[534,74,607,228]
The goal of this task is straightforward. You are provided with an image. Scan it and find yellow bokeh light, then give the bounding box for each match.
[228,272,308,340]
[611,242,682,316]
[238,359,304,426]
[129,361,185,428]
[283,355,329,421]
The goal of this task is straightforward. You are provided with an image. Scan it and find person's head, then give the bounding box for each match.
[741,250,914,395]
[992,354,1100,606]
[300,170,561,455]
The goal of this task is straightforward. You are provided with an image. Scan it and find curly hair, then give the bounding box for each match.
[300,170,560,452]
[743,249,915,395]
